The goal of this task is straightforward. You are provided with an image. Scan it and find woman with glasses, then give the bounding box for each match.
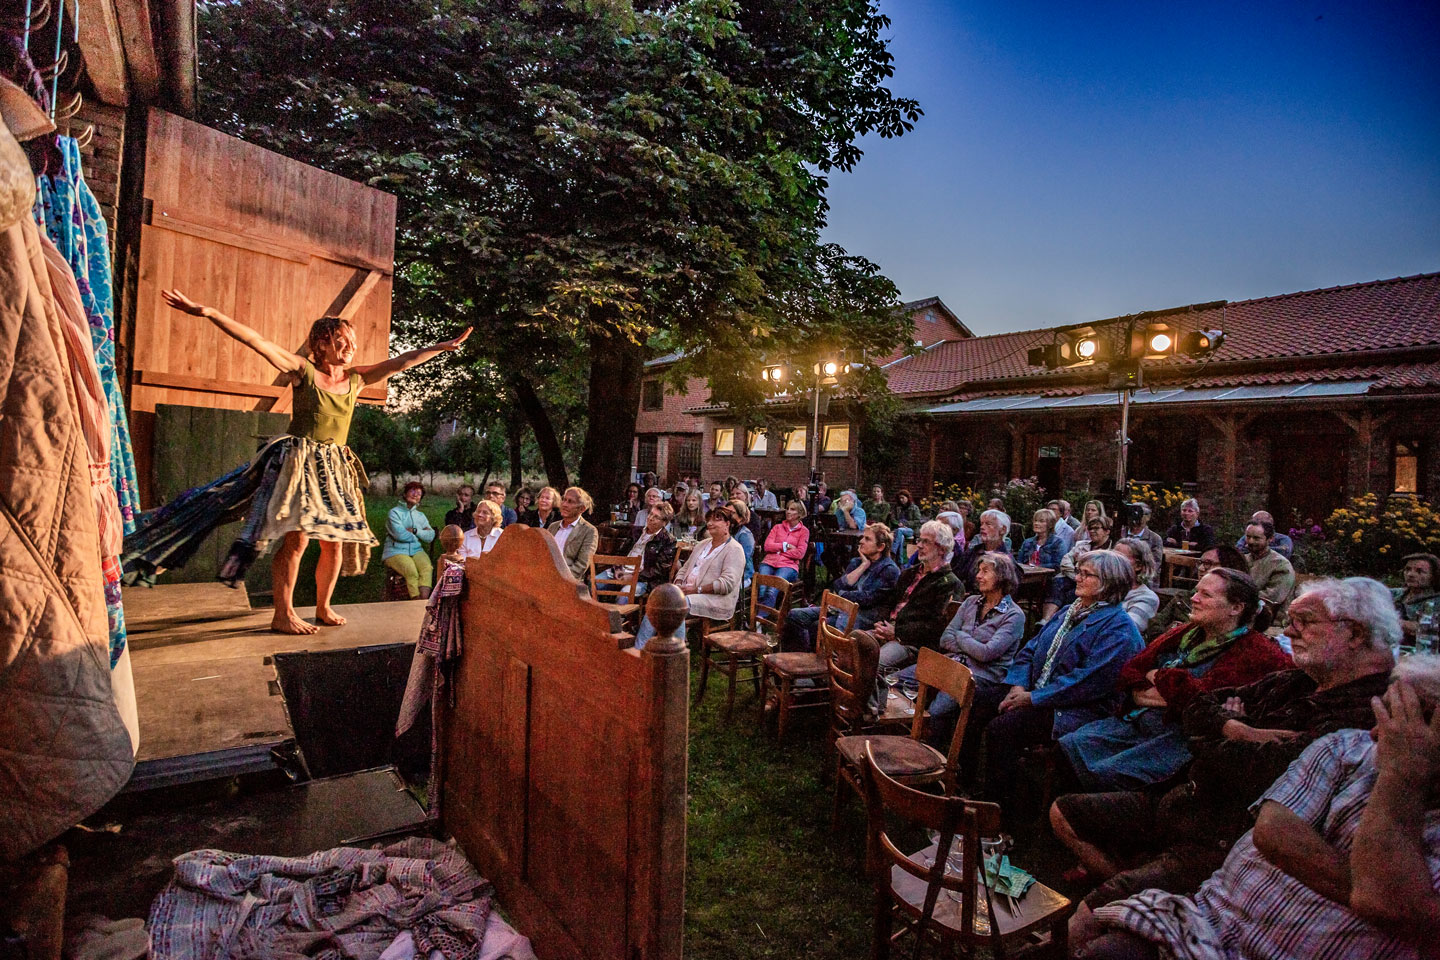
[1057,568,1292,792]
[1146,545,1249,637]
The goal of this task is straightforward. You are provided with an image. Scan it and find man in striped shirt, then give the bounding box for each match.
[1077,654,1440,960]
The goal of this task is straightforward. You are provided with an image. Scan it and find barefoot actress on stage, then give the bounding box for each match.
[120,289,471,635]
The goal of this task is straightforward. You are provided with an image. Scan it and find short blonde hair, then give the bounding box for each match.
[728,498,751,523]
[472,499,504,525]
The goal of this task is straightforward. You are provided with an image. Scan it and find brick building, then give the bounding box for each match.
[642,273,1440,531]
[631,299,973,492]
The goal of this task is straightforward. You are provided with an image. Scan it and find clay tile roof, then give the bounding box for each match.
[886,272,1440,398]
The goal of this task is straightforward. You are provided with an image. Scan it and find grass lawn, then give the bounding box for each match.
[291,495,453,607]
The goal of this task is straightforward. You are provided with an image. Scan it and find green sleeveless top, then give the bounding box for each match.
[288,360,360,445]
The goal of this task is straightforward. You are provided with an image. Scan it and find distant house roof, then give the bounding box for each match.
[885,272,1440,401]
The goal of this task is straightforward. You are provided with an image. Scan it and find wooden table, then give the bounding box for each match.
[1015,565,1056,628]
[1161,548,1201,588]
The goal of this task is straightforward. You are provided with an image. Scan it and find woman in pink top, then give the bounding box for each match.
[756,501,811,608]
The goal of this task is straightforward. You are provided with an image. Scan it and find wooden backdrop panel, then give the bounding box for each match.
[440,526,687,960]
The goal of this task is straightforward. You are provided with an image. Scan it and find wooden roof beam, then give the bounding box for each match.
[76,0,129,105]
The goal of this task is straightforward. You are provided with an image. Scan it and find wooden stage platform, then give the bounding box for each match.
[123,583,425,789]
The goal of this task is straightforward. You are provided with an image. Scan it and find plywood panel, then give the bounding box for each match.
[130,109,397,421]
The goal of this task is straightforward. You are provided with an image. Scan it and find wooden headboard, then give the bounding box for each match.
[438,525,687,960]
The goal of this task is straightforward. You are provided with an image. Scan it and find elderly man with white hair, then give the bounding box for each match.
[1079,649,1440,960]
[1060,576,1400,954]
[954,507,1013,592]
[1162,497,1216,551]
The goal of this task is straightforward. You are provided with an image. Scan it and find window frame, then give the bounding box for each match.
[1393,437,1424,495]
[713,427,735,456]
[640,379,663,411]
[781,426,808,457]
[821,423,850,457]
[744,428,768,457]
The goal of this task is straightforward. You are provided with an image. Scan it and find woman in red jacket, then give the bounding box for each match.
[1058,568,1292,791]
[756,500,810,609]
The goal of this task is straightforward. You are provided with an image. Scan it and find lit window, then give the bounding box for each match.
[1395,440,1420,493]
[745,429,768,456]
[713,427,734,456]
[782,427,807,456]
[822,423,850,456]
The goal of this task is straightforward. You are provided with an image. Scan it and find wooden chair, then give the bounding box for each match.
[860,742,1073,960]
[759,591,859,741]
[698,573,795,720]
[825,622,882,758]
[588,553,644,626]
[833,647,976,831]
[383,567,411,601]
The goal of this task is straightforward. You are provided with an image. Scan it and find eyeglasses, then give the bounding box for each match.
[1196,560,1218,572]
[1075,570,1101,581]
[1288,613,1356,632]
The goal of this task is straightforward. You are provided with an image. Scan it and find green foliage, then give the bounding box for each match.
[347,406,423,493]
[1000,477,1046,531]
[1317,493,1440,576]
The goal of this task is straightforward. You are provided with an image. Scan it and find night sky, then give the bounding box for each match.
[820,1,1440,334]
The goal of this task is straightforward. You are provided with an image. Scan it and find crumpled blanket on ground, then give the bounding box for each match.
[147,838,507,960]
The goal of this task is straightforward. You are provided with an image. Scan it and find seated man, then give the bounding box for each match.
[1162,497,1216,551]
[1076,654,1440,960]
[1232,508,1294,559]
[596,502,676,599]
[1054,576,1398,946]
[483,480,519,528]
[869,520,962,674]
[1243,518,1296,622]
[953,508,1013,591]
[784,524,899,651]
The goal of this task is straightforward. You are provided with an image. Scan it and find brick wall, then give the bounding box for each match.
[697,416,862,496]
[61,99,125,237]
[635,373,709,436]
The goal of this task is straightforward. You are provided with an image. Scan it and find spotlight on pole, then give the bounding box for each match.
[1180,329,1225,357]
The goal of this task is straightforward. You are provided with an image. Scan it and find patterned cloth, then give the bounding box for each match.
[1094,729,1440,960]
[396,556,467,815]
[147,837,493,960]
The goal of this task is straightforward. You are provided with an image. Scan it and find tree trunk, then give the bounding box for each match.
[579,323,645,510]
[506,409,524,492]
[509,373,569,490]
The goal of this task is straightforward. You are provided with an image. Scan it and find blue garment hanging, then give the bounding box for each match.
[34,135,140,666]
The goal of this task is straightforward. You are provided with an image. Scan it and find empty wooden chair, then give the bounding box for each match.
[860,742,1072,960]
[588,553,644,627]
[759,591,859,741]
[698,573,795,720]
[833,647,975,830]
[825,622,881,757]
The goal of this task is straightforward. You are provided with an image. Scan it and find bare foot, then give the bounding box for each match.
[271,612,318,635]
[316,607,347,626]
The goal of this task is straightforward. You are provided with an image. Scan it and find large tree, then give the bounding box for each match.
[197,0,920,504]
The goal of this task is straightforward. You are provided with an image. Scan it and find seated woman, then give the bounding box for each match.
[1162,497,1216,551]
[1052,515,1116,614]
[893,551,1025,768]
[459,499,503,559]
[1020,508,1068,618]
[1080,499,1108,529]
[619,482,644,522]
[980,550,1145,808]
[784,524,899,652]
[670,491,706,540]
[512,487,534,522]
[633,505,746,649]
[633,486,665,538]
[1146,544,1250,638]
[953,508,1013,591]
[519,486,560,528]
[383,481,436,599]
[1057,568,1292,791]
[1393,552,1440,642]
[1114,538,1160,634]
[756,500,810,610]
[890,488,924,561]
[863,484,894,528]
[728,498,757,589]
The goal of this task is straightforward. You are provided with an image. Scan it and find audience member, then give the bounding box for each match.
[891,489,924,561]
[482,480,518,528]
[1078,654,1440,960]
[1121,503,1164,572]
[1231,508,1294,559]
[896,551,1026,772]
[619,482,644,520]
[383,480,437,599]
[672,491,706,540]
[667,480,688,504]
[954,508,1013,591]
[981,550,1144,809]
[1057,499,1081,533]
[633,505,746,648]
[863,484,894,528]
[444,483,475,532]
[1057,568,1291,792]
[869,520,962,675]
[1114,538,1160,634]
[459,499,503,559]
[785,524,899,651]
[1080,500,1109,528]
[1393,552,1440,641]
[632,486,664,536]
[519,486,560,528]
[1055,577,1397,941]
[1147,545,1250,637]
[596,502,675,598]
[812,480,832,514]
[547,486,598,580]
[1047,499,1077,550]
[834,489,866,530]
[1242,519,1296,621]
[757,501,810,610]
[1020,508,1068,620]
[1052,516,1115,612]
[512,487,534,520]
[705,480,725,511]
[752,478,779,511]
[728,498,757,588]
[1162,497,1216,551]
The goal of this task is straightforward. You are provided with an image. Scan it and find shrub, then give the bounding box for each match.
[1315,493,1440,576]
[1000,477,1046,535]
[919,482,985,517]
[1126,481,1190,529]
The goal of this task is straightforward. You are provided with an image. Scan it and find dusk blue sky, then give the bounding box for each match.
[820,1,1440,335]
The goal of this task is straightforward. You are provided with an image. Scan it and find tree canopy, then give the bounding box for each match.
[197,0,921,502]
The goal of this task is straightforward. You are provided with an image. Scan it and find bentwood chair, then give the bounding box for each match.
[834,647,975,831]
[861,742,1073,960]
[698,573,795,720]
[759,591,859,741]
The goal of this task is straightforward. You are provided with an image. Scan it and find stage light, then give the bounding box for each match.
[823,361,838,377]
[1149,331,1172,353]
[1181,329,1225,356]
[1075,337,1098,359]
[1141,322,1177,358]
